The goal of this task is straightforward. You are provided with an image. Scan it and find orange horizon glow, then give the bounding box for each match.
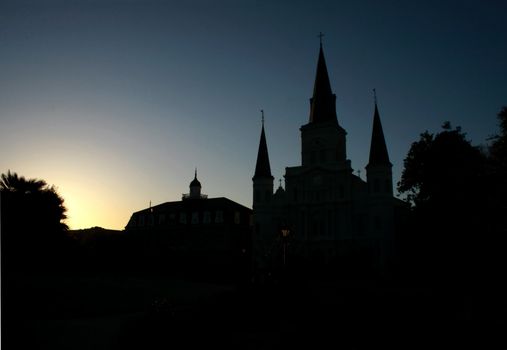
[2,2,504,232]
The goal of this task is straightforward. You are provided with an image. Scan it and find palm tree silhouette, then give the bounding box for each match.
[1,170,70,273]
[1,170,47,194]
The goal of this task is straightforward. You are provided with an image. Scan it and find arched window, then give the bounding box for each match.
[203,211,211,224]
[191,212,199,224]
[215,210,224,223]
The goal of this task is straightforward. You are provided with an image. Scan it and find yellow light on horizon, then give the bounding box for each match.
[58,182,131,231]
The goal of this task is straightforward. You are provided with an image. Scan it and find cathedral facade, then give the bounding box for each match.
[252,44,405,278]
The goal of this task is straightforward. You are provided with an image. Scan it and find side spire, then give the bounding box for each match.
[309,36,338,124]
[367,90,391,167]
[253,110,273,180]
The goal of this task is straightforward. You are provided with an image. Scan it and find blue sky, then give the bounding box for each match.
[1,0,506,229]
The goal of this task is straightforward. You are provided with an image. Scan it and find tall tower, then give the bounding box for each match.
[284,37,355,265]
[300,41,349,169]
[366,92,394,273]
[252,113,275,277]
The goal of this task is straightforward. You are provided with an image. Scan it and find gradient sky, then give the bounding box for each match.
[1,0,506,230]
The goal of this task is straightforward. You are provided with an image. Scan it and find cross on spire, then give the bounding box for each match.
[261,109,265,126]
[373,88,377,105]
[318,32,325,46]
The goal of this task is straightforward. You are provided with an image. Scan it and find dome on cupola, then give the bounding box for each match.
[183,168,207,200]
[190,170,201,188]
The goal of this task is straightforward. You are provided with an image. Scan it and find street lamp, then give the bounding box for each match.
[280,226,290,267]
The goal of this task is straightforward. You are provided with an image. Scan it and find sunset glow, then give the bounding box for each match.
[1,1,505,230]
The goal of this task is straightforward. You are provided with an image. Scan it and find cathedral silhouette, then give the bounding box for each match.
[252,42,406,279]
[125,41,407,282]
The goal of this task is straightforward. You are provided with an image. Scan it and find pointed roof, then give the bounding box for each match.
[367,100,391,167]
[309,43,338,124]
[253,120,273,180]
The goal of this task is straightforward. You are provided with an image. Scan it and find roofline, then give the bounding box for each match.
[132,196,252,215]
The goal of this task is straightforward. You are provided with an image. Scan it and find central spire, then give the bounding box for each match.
[309,39,338,124]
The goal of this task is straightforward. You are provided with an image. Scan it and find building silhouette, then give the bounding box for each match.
[252,43,406,279]
[126,171,252,280]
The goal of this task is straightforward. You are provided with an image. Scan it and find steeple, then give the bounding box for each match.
[309,40,338,124]
[367,92,391,168]
[253,112,273,180]
[300,38,349,166]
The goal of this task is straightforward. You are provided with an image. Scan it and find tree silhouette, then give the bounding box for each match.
[1,170,46,193]
[484,107,507,283]
[397,123,487,284]
[1,170,70,272]
[398,122,485,209]
[488,106,507,201]
[489,106,507,169]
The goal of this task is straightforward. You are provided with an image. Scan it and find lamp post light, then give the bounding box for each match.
[280,226,290,267]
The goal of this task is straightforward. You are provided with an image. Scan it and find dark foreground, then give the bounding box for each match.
[3,273,506,349]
